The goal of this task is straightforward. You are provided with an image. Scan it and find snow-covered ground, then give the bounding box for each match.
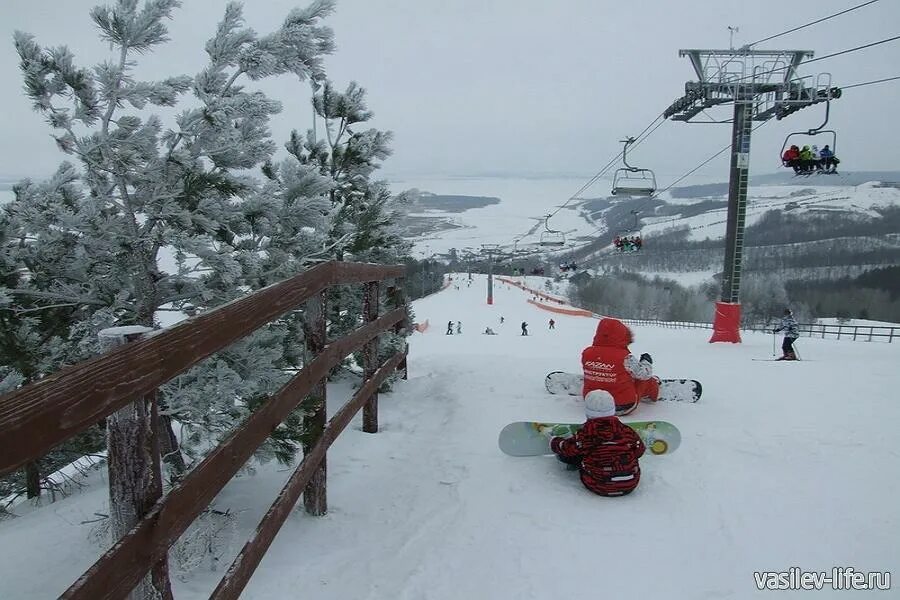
[2,274,898,598]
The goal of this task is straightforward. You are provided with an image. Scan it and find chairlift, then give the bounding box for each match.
[538,215,566,247]
[611,137,657,196]
[539,230,566,247]
[780,100,839,175]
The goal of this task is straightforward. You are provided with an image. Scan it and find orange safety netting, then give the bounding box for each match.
[526,300,594,317]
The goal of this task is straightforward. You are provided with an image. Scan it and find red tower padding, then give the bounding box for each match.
[709,301,742,343]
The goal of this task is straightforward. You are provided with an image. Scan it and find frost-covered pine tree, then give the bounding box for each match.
[282,80,415,371]
[2,0,338,497]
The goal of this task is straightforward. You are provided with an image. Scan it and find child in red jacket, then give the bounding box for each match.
[582,317,659,415]
[550,390,646,496]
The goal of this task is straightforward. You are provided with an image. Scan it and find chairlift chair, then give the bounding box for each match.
[538,214,566,247]
[611,137,657,196]
[779,100,839,175]
[539,230,566,247]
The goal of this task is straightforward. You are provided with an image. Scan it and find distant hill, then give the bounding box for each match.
[667,172,900,199]
[750,171,900,187]
[410,193,501,213]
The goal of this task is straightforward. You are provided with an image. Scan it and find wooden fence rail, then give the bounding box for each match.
[617,318,897,342]
[0,261,409,599]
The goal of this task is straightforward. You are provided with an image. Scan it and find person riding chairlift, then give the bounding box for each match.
[819,145,840,173]
[782,145,801,173]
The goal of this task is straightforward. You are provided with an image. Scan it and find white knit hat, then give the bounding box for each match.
[584,390,616,419]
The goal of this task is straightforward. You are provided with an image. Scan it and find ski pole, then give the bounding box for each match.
[772,330,776,356]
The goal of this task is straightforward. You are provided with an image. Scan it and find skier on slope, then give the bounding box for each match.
[773,308,800,360]
[581,317,659,415]
[550,390,646,496]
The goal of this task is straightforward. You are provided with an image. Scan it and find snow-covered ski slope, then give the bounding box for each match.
[1,274,899,599]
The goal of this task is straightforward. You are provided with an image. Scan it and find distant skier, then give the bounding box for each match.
[549,319,555,330]
[550,390,646,497]
[773,308,799,360]
[456,321,462,334]
[446,321,454,335]
[500,316,505,324]
[581,317,659,415]
[483,327,497,335]
[521,322,529,336]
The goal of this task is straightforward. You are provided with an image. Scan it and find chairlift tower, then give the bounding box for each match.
[481,244,500,305]
[664,47,840,342]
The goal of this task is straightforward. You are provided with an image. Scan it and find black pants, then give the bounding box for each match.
[556,454,581,470]
[782,337,797,354]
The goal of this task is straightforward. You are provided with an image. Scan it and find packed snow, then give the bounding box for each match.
[2,274,898,598]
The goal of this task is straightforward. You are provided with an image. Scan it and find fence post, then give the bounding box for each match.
[303,291,327,516]
[387,284,409,380]
[363,281,380,433]
[97,326,172,600]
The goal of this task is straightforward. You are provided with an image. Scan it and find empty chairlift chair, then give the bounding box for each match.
[539,215,566,247]
[611,137,657,196]
[539,230,566,247]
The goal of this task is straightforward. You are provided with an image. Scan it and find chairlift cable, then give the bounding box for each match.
[502,32,895,250]
[745,0,881,48]
[802,34,900,65]
[579,120,771,242]
[713,34,900,88]
[504,113,668,248]
[840,74,900,89]
[517,115,669,250]
[654,120,771,197]
[549,113,666,217]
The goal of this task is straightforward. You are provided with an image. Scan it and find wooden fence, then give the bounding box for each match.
[0,261,409,599]
[618,318,898,342]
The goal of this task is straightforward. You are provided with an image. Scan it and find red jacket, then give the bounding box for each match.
[582,318,636,408]
[551,416,646,496]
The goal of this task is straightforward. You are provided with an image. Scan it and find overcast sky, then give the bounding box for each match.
[1,0,898,184]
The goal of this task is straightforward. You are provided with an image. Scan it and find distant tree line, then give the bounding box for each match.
[568,266,900,325]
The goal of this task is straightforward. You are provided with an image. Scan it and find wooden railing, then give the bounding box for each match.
[618,317,898,342]
[0,261,409,599]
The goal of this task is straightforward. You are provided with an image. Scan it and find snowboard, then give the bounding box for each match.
[499,420,681,457]
[545,371,702,402]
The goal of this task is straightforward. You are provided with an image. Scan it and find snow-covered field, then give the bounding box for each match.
[2,274,898,598]
[391,176,610,257]
[642,182,900,243]
[392,176,900,258]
